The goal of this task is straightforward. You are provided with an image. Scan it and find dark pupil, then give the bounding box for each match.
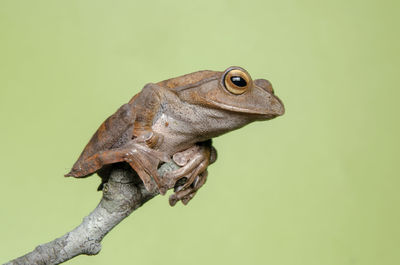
[230,76,247,87]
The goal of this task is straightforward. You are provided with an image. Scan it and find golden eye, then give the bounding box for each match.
[223,68,251,95]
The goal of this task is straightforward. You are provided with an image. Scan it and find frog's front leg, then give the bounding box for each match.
[169,171,208,206]
[162,140,217,206]
[132,83,165,148]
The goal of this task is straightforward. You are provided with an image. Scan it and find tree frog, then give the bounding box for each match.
[66,66,284,206]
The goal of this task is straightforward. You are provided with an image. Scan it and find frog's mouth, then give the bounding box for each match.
[207,92,285,120]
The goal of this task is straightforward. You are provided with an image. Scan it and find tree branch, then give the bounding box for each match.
[4,162,179,265]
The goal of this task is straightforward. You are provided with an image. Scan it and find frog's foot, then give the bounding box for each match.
[169,171,208,206]
[161,143,216,206]
[124,142,170,194]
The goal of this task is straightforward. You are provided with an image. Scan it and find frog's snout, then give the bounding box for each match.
[254,79,285,117]
[274,96,285,116]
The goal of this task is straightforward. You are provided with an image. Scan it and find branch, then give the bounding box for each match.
[4,162,179,265]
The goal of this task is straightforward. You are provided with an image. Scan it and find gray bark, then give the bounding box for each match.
[4,162,179,265]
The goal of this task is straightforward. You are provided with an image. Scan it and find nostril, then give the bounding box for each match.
[254,79,274,94]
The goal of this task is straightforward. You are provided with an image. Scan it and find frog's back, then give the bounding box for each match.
[156,70,220,91]
[67,101,136,177]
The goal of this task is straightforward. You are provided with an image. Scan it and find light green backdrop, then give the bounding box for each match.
[1,0,399,264]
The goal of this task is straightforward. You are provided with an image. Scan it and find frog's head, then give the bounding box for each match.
[176,66,285,121]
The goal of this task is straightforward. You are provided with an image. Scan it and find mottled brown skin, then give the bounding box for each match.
[66,66,285,206]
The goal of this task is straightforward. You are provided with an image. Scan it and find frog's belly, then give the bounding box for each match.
[151,113,204,155]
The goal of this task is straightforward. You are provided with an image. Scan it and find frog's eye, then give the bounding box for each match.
[223,68,251,95]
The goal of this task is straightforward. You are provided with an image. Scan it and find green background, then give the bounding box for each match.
[1,0,399,264]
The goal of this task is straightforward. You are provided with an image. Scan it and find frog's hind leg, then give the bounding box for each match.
[65,150,125,178]
[65,143,169,194]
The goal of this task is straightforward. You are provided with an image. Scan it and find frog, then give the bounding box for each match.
[65,66,285,206]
